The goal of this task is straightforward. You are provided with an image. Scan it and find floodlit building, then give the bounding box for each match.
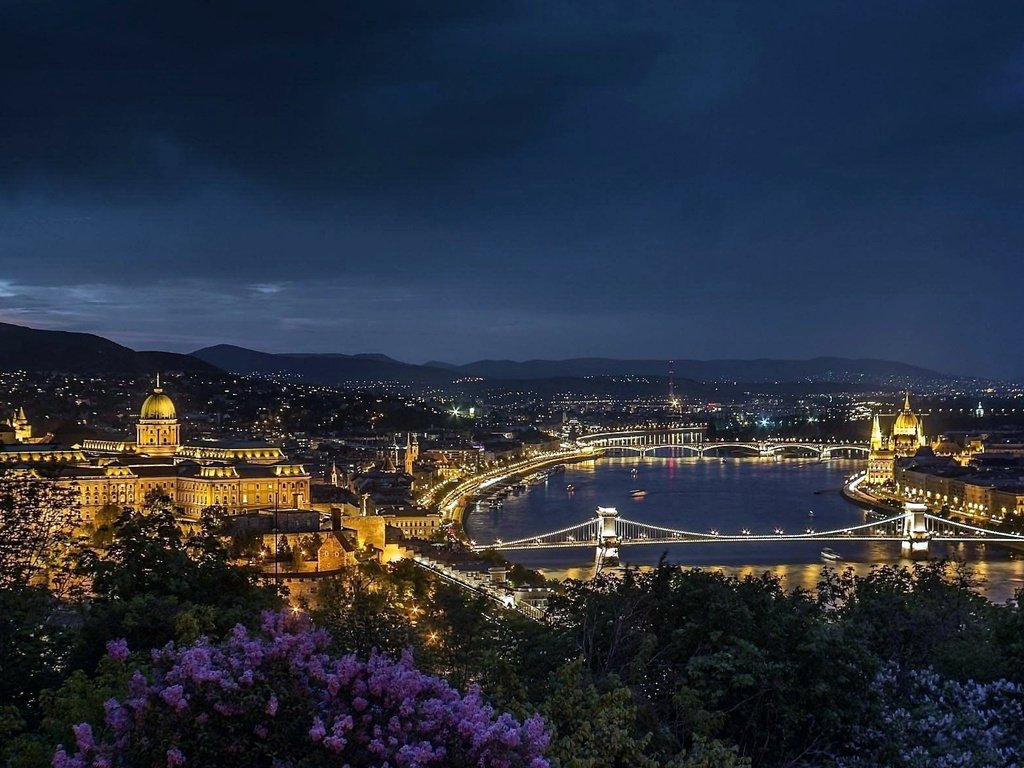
[0,380,311,526]
[865,393,927,486]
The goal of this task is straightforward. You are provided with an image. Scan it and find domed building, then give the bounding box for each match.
[865,393,927,485]
[136,376,180,457]
[890,393,926,455]
[2,377,311,526]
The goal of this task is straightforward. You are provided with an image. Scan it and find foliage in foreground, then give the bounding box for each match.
[837,666,1024,768]
[54,610,549,768]
[4,476,1024,768]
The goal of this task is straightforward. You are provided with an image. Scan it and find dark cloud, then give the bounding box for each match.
[1,1,1023,376]
[0,1,665,195]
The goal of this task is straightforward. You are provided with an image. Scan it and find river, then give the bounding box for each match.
[463,457,1024,603]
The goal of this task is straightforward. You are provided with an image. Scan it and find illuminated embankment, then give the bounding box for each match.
[841,471,903,516]
[437,447,603,535]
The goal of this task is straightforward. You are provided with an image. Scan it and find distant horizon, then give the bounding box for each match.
[0,318,979,380]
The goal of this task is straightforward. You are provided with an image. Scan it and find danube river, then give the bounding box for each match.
[464,457,1024,603]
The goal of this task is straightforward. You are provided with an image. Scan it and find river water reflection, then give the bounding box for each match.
[463,457,1024,603]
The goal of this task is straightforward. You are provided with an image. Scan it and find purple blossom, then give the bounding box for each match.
[838,665,1024,768]
[72,724,94,753]
[105,639,129,662]
[158,685,187,712]
[55,609,550,768]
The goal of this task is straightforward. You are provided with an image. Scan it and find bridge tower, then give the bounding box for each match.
[901,502,930,560]
[595,506,620,571]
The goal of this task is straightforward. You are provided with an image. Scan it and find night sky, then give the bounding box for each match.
[2,2,1023,377]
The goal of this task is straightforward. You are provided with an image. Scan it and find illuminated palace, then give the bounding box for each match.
[0,380,310,525]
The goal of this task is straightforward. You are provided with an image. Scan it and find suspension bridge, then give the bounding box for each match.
[471,504,1024,570]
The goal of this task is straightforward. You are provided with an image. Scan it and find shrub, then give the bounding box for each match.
[54,610,549,768]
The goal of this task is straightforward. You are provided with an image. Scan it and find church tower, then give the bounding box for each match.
[12,407,31,442]
[404,432,419,476]
[136,376,180,457]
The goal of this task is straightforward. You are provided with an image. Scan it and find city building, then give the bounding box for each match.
[0,380,311,526]
[865,393,927,485]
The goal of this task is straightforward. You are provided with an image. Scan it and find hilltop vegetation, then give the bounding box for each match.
[2,477,1024,767]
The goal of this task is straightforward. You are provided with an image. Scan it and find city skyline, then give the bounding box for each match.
[2,2,1023,378]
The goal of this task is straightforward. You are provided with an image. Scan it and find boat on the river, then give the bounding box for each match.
[820,548,841,562]
[630,489,648,498]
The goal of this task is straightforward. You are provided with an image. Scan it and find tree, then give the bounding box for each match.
[308,567,419,659]
[71,499,282,670]
[0,475,80,725]
[0,473,80,589]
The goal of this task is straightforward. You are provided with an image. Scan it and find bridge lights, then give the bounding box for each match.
[710,528,719,536]
[805,528,815,534]
[774,527,784,535]
[741,528,751,536]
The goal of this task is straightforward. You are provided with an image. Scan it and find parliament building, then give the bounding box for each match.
[0,380,310,526]
[865,393,927,486]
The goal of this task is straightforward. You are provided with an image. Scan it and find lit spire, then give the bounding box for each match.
[870,413,883,451]
[903,391,911,411]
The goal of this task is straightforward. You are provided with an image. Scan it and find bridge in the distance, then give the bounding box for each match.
[471,505,1024,570]
[575,427,869,459]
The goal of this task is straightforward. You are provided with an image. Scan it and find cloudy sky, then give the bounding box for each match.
[1,1,1022,376]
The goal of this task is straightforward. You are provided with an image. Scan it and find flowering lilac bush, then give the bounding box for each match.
[54,610,549,768]
[837,666,1024,768]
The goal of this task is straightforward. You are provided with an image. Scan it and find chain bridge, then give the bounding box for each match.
[471,504,1024,569]
[576,428,868,459]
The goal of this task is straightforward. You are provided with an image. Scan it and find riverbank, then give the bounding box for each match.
[439,447,604,537]
[840,471,904,516]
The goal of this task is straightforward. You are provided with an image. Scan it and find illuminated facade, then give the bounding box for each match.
[2,406,53,445]
[135,377,180,457]
[865,393,927,485]
[0,381,310,526]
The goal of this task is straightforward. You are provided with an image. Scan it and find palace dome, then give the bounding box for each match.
[140,387,176,420]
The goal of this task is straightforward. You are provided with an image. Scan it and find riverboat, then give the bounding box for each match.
[820,548,841,562]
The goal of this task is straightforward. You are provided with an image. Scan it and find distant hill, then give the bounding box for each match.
[191,345,453,385]
[426,357,947,383]
[0,321,947,388]
[0,322,218,375]
[194,344,945,388]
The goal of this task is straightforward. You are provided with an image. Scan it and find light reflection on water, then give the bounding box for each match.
[463,457,1024,603]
